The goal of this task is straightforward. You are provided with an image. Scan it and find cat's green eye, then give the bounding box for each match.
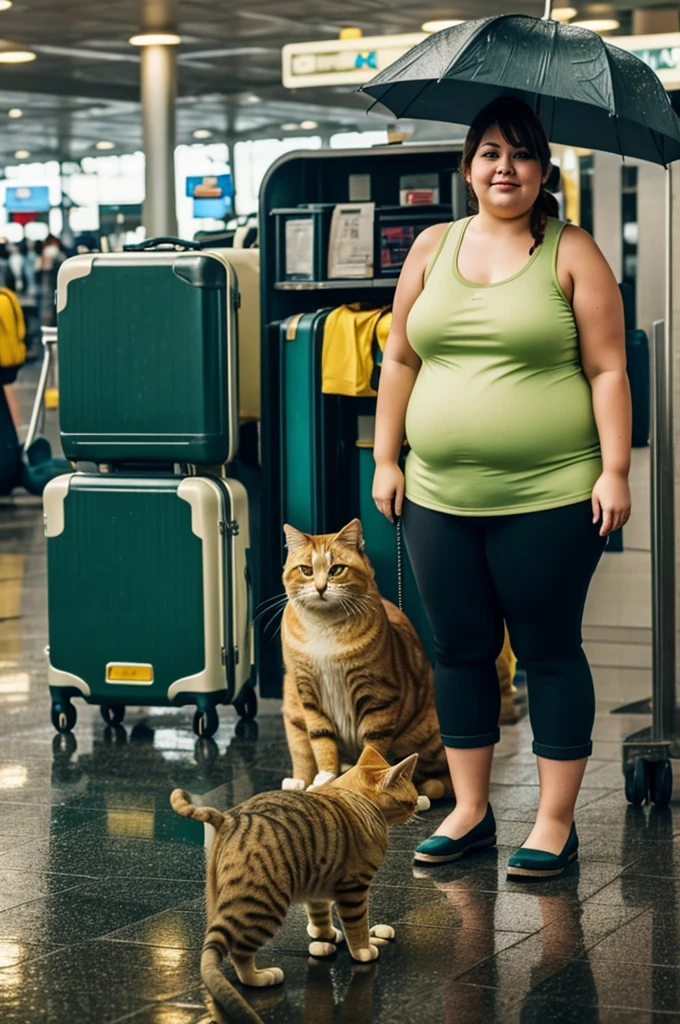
[298,565,314,577]
[328,565,347,577]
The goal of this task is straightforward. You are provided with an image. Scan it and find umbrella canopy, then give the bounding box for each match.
[360,14,680,166]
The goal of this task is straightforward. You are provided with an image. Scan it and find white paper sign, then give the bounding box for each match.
[327,203,375,279]
[285,218,315,278]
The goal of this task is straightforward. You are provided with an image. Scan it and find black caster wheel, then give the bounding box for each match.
[100,705,125,726]
[651,760,673,807]
[51,701,76,734]
[234,688,257,721]
[625,757,650,806]
[193,706,219,738]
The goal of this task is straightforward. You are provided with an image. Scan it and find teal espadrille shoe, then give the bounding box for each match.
[413,805,496,865]
[506,823,579,879]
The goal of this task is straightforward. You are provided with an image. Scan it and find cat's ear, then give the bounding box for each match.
[357,745,390,770]
[381,753,418,789]
[333,518,365,553]
[283,524,310,556]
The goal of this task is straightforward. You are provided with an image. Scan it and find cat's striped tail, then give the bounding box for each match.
[170,788,225,831]
[201,944,264,1024]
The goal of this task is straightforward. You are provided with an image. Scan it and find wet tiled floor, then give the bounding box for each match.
[0,385,677,1023]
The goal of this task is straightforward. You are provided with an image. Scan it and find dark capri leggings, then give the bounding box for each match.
[402,498,607,761]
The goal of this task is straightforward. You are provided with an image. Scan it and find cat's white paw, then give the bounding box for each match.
[369,924,395,941]
[281,777,306,791]
[308,940,337,958]
[247,966,284,987]
[352,944,380,963]
[307,771,337,790]
[416,795,431,811]
[307,924,344,944]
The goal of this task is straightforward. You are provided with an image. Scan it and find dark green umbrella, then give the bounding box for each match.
[360,13,680,165]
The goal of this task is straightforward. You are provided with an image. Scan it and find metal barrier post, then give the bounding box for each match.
[650,319,676,743]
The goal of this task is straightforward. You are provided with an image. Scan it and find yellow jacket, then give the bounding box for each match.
[322,303,391,397]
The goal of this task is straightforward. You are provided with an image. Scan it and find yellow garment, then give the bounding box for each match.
[496,625,517,692]
[0,288,25,369]
[322,303,391,397]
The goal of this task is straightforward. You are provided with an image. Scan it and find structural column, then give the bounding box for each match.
[141,42,178,237]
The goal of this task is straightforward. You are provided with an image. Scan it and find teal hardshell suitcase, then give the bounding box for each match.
[44,472,254,736]
[279,310,332,534]
[56,242,240,464]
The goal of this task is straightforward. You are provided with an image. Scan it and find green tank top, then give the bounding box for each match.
[404,216,601,516]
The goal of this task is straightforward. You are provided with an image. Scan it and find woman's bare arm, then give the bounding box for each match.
[561,224,632,534]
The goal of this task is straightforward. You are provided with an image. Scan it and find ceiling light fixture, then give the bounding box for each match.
[14,149,29,159]
[299,120,318,130]
[571,18,620,33]
[129,32,182,46]
[280,122,300,131]
[95,140,115,150]
[421,20,464,32]
[192,129,213,139]
[551,7,578,20]
[242,93,261,104]
[0,49,36,63]
[0,1,12,10]
[7,108,21,118]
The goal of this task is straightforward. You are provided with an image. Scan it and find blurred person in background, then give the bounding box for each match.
[36,235,65,328]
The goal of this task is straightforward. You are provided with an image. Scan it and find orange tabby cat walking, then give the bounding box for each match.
[281,518,453,804]
[171,746,419,1024]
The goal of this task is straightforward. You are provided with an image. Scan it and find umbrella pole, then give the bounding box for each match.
[542,0,553,18]
[650,166,676,746]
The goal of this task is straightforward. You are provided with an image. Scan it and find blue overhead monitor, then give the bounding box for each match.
[5,185,50,213]
[186,174,233,200]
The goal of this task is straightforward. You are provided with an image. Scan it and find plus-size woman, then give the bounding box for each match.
[373,97,631,878]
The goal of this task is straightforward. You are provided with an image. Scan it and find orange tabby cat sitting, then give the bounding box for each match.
[171,746,419,1024]
[280,518,453,807]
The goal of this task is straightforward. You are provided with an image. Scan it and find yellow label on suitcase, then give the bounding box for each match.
[106,663,154,683]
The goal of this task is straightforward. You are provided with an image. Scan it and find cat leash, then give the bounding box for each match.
[396,515,404,612]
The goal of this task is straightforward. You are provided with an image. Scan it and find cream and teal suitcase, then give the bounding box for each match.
[56,239,240,464]
[44,472,255,736]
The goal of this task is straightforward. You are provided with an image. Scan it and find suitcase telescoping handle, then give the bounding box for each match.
[122,236,204,252]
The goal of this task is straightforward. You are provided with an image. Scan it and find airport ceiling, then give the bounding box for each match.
[0,0,666,166]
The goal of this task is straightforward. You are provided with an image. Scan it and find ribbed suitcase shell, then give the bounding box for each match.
[44,473,252,709]
[56,250,239,464]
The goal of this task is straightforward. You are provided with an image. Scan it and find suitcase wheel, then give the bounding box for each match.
[234,687,257,722]
[193,707,219,738]
[100,705,125,726]
[51,700,77,734]
[625,758,649,806]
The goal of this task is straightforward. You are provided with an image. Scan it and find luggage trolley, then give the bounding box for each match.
[622,172,677,807]
[24,324,58,454]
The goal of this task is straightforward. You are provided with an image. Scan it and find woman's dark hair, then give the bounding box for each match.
[460,96,559,254]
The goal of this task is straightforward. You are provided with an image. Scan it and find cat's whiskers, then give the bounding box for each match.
[256,592,289,610]
[253,596,288,625]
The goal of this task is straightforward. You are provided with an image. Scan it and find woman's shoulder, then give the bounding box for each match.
[409,218,462,259]
[555,221,604,261]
